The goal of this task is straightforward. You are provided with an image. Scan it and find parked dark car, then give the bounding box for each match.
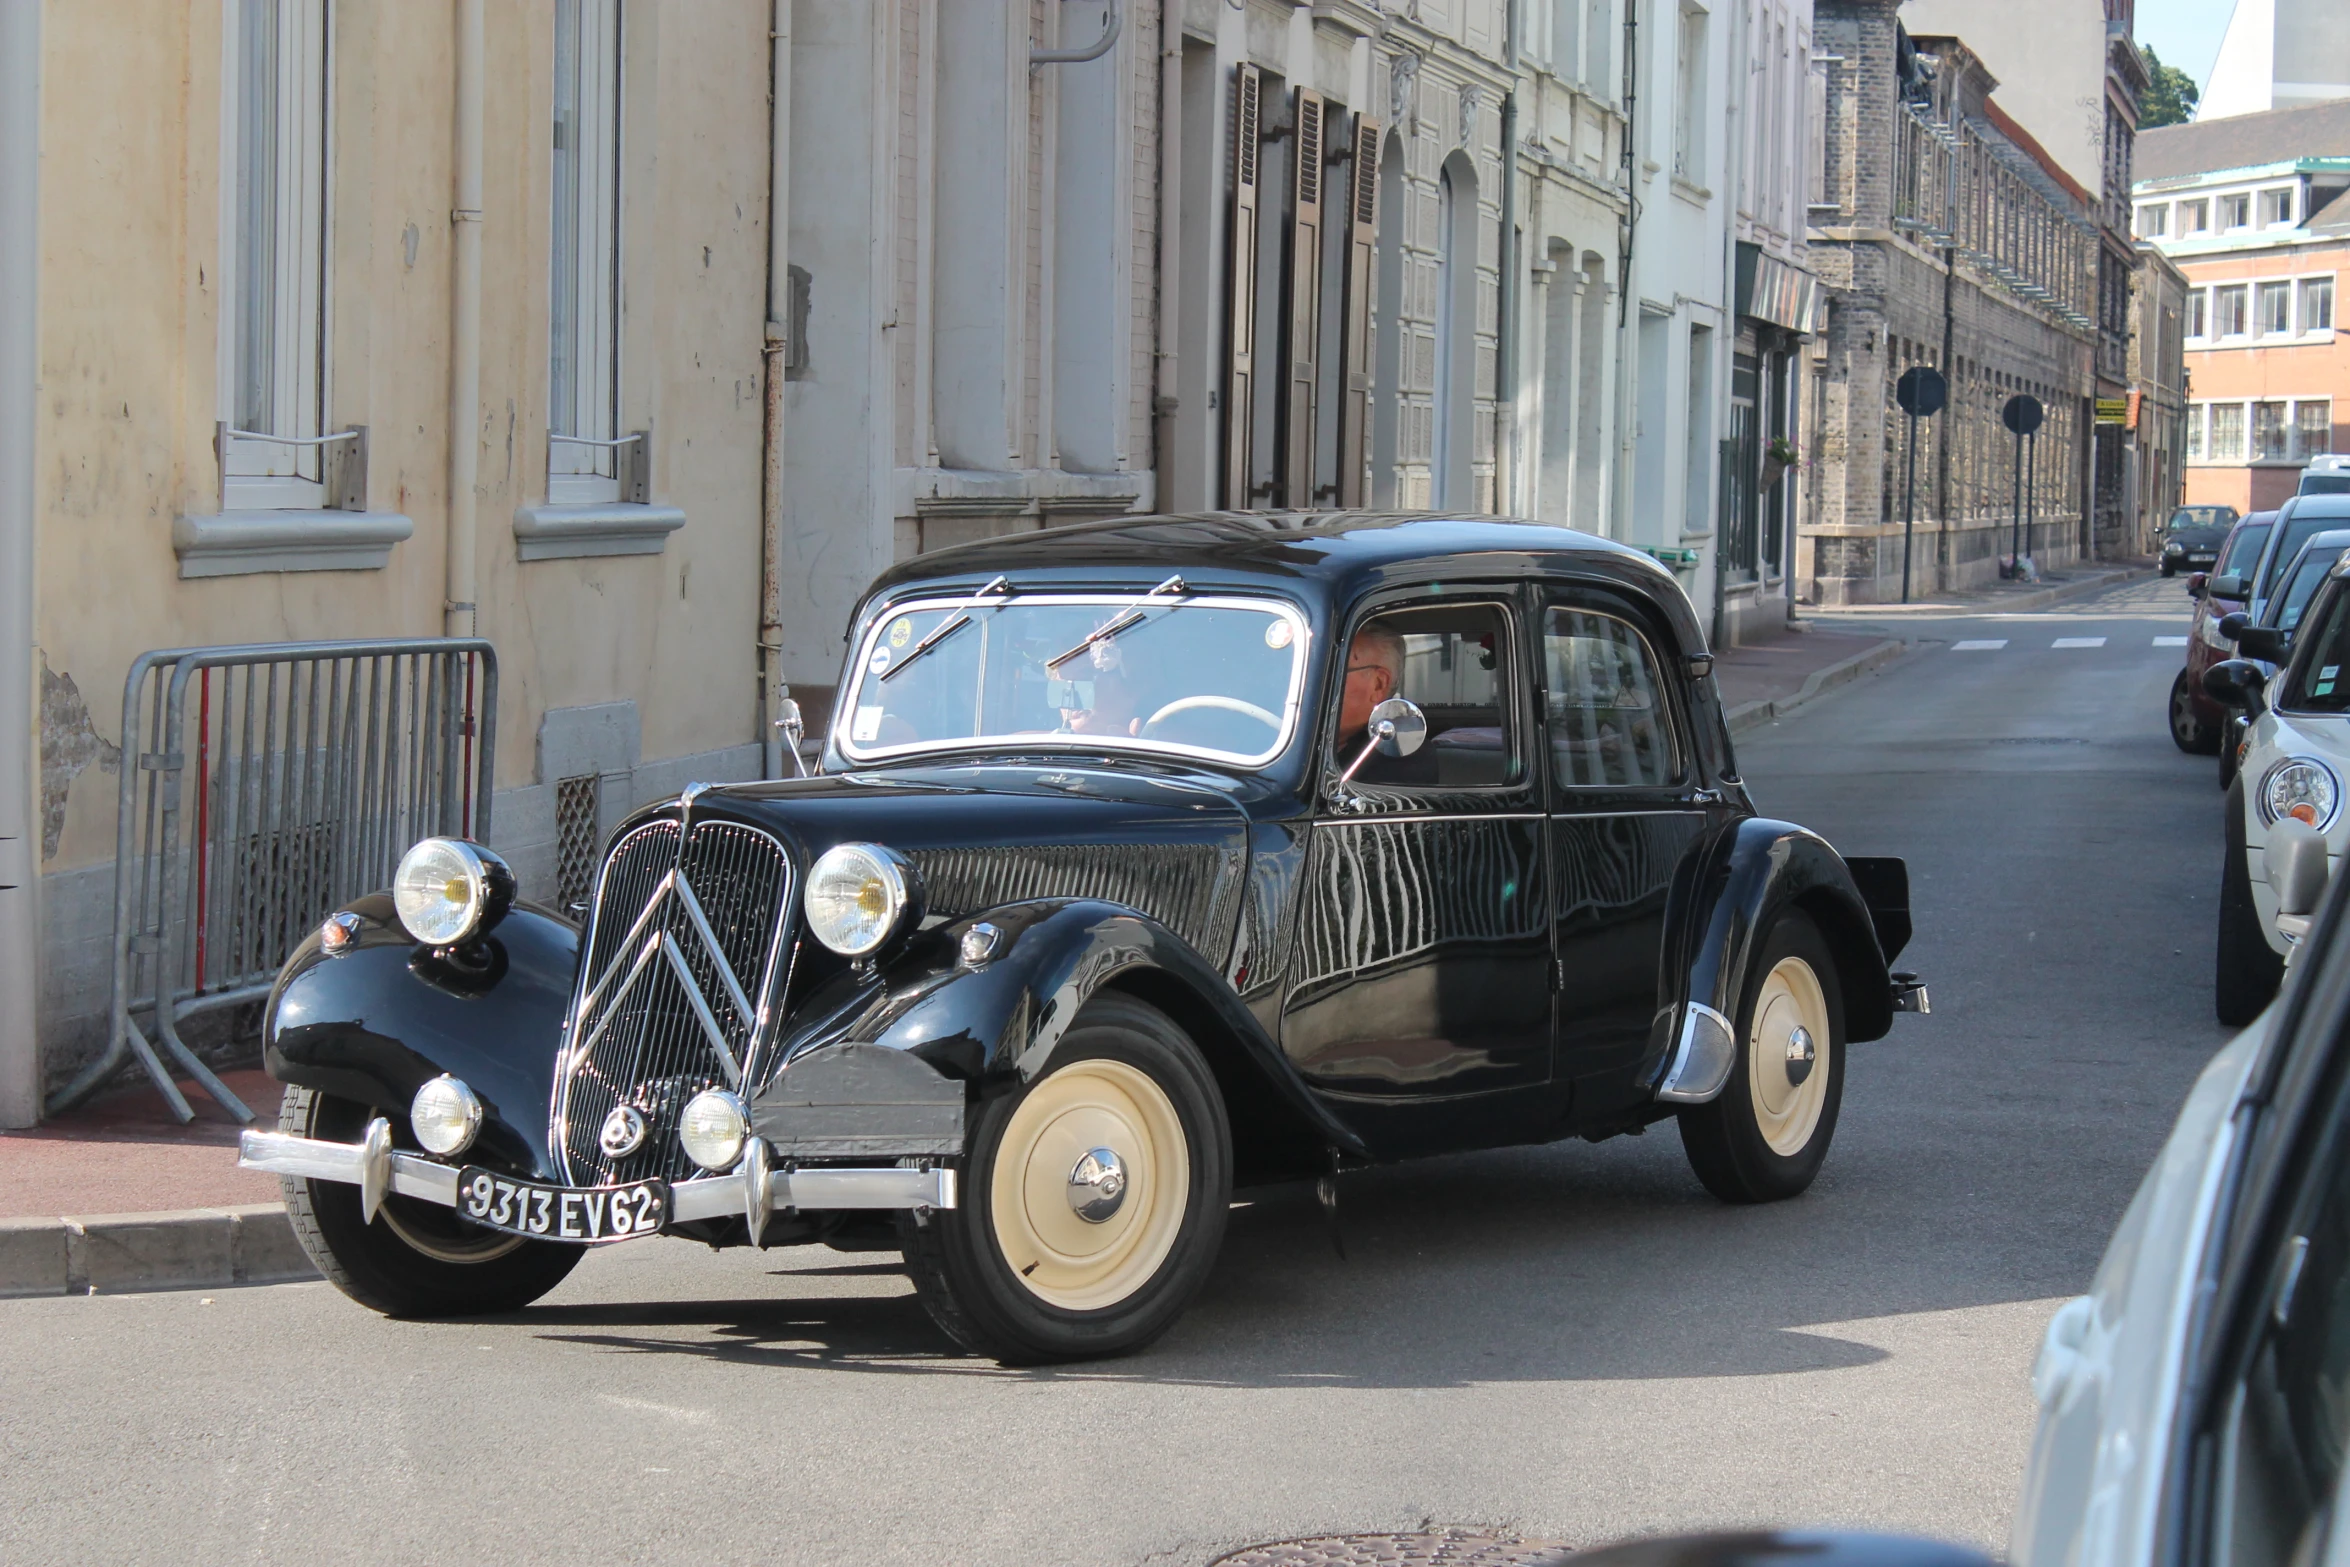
[2158,504,2239,577]
[240,513,1926,1362]
[2173,512,2274,755]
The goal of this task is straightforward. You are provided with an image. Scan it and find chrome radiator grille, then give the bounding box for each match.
[553,818,795,1185]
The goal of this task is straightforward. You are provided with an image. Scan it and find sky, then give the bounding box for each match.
[2133,0,2239,90]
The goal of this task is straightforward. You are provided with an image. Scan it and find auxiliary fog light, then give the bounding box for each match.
[679,1089,751,1173]
[410,1074,485,1157]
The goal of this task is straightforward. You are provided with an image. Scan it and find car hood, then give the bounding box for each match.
[2011,1020,2267,1567]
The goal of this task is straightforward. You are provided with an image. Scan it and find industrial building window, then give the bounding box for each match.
[2187,406,2205,461]
[2300,401,2334,459]
[2179,198,2208,234]
[2260,280,2294,336]
[2187,289,2208,340]
[2304,277,2335,335]
[220,0,330,510]
[2211,403,2246,462]
[548,0,624,504]
[2263,187,2296,227]
[2136,203,2167,238]
[2221,192,2252,229]
[2216,285,2250,338]
[2256,401,2291,461]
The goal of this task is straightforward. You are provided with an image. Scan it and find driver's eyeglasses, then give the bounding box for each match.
[1344,664,1382,678]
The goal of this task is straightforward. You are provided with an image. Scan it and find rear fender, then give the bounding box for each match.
[767,899,1368,1168]
[263,894,578,1180]
[1651,820,1898,1088]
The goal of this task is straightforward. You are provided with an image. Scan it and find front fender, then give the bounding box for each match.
[263,893,578,1180]
[761,899,1368,1162]
[1652,819,1899,1087]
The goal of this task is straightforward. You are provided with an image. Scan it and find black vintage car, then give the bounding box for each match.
[241,513,1926,1362]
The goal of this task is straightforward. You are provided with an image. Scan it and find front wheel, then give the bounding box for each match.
[2170,668,2220,755]
[2215,781,2285,1026]
[2160,561,2176,578]
[279,1085,583,1316]
[900,994,1231,1364]
[1678,909,1846,1204]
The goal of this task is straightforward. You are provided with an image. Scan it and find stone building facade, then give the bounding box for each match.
[1801,6,2098,603]
[2126,241,2190,552]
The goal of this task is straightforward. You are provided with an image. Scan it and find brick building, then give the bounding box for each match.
[1800,6,2099,603]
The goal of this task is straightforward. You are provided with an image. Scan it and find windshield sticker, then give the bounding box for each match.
[888,617,913,648]
[851,706,885,743]
[868,646,892,675]
[1264,619,1294,649]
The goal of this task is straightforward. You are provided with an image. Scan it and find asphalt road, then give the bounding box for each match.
[0,574,2234,1567]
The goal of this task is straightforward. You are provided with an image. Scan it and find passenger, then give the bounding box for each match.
[1061,635,1146,737]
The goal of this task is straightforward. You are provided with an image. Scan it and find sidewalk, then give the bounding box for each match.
[0,1068,315,1296]
[1713,621,1907,735]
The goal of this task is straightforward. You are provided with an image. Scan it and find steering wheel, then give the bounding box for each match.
[1141,695,1282,738]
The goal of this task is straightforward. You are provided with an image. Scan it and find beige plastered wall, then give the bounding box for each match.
[37,0,774,881]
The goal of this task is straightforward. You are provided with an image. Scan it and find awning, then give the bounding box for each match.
[1736,241,1826,335]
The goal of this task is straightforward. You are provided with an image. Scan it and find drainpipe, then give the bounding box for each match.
[0,1,40,1128]
[444,0,484,640]
[1032,0,1120,67]
[1151,0,1180,491]
[760,0,794,779]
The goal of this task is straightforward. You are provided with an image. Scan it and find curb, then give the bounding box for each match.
[1724,638,1907,736]
[1971,564,2151,614]
[0,1203,317,1299]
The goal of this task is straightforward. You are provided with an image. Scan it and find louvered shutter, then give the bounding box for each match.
[1280,88,1325,509]
[1223,63,1261,510]
[1336,114,1380,507]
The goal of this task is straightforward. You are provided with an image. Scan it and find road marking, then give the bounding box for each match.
[2052,637,2107,648]
[1951,639,2007,651]
[2153,636,2188,647]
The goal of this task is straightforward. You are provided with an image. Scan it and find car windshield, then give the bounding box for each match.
[2260,512,2350,602]
[838,590,1309,766]
[2285,587,2350,712]
[2303,475,2350,496]
[2271,548,2349,632]
[2222,521,2274,579]
[2168,506,2235,535]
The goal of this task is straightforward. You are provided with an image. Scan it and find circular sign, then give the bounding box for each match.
[2002,394,2045,436]
[1896,366,1948,418]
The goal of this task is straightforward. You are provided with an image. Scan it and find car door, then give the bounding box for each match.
[1279,589,1554,1157]
[1537,586,1717,1125]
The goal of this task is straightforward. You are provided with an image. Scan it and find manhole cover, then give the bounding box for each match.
[1212,1530,1573,1567]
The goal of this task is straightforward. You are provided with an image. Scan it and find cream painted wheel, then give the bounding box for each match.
[1747,955,1833,1157]
[990,1058,1191,1311]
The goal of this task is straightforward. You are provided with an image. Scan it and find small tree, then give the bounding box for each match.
[2139,46,2200,130]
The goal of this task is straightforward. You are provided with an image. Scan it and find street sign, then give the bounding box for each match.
[2003,395,2043,576]
[1896,366,1948,418]
[2094,397,2128,426]
[2002,394,2045,436]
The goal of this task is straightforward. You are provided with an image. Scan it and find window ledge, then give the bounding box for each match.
[172,510,414,579]
[513,502,686,561]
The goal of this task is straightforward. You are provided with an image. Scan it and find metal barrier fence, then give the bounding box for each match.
[48,639,497,1122]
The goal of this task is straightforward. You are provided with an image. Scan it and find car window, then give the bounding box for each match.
[2304,475,2350,496]
[1335,601,1521,791]
[2284,590,2350,712]
[1542,607,1684,790]
[2225,523,2276,579]
[2276,553,2347,633]
[2263,516,2350,603]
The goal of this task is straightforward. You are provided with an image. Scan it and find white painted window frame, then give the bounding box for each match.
[547,0,624,506]
[217,0,331,512]
[2188,397,2338,466]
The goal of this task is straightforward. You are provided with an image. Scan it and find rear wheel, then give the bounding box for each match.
[900,994,1231,1364]
[2216,780,2286,1026]
[2161,560,2176,577]
[2170,668,2220,754]
[279,1085,583,1316]
[1678,909,1846,1204]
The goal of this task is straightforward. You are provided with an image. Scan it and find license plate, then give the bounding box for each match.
[456,1168,668,1244]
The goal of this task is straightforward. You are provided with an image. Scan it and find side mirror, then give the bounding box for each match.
[2209,572,2248,601]
[1332,696,1428,806]
[2219,611,2289,663]
[2204,658,2271,718]
[773,697,811,779]
[2187,572,2208,601]
[2267,817,2332,918]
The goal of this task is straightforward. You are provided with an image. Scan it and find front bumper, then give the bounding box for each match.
[239,1122,958,1237]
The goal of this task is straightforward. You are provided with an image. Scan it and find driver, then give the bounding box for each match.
[1337,621,1437,785]
[1059,635,1145,736]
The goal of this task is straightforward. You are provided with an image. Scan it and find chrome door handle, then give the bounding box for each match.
[1690,788,1724,806]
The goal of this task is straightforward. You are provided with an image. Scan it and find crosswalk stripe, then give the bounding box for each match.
[2153,636,2188,647]
[2052,637,2107,648]
[1951,639,2007,651]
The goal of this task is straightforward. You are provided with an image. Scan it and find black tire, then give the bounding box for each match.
[2161,561,2176,577]
[1678,908,1847,1204]
[2216,780,2286,1026]
[279,1085,583,1316]
[2220,720,2243,790]
[2170,668,2221,755]
[900,994,1232,1364]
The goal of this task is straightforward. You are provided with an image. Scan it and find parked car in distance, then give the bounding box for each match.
[2203,547,2350,1022]
[2223,493,2350,628]
[237,513,1929,1363]
[2172,511,2274,755]
[2157,504,2238,576]
[2301,452,2350,496]
[2014,814,2350,1567]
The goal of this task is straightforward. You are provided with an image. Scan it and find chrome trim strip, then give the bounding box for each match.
[239,1130,462,1207]
[1655,1002,1739,1104]
[574,929,665,1058]
[574,865,677,1021]
[1315,811,1548,825]
[656,930,744,1088]
[671,873,757,1024]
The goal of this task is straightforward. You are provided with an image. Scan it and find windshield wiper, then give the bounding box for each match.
[1044,575,1188,672]
[879,575,1013,682]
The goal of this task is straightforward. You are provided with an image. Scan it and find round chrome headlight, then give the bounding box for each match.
[410,1074,484,1157]
[2262,757,2341,830]
[678,1089,750,1173]
[391,838,515,947]
[803,842,920,957]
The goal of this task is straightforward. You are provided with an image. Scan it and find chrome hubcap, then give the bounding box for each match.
[1066,1146,1129,1223]
[1783,1025,1816,1087]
